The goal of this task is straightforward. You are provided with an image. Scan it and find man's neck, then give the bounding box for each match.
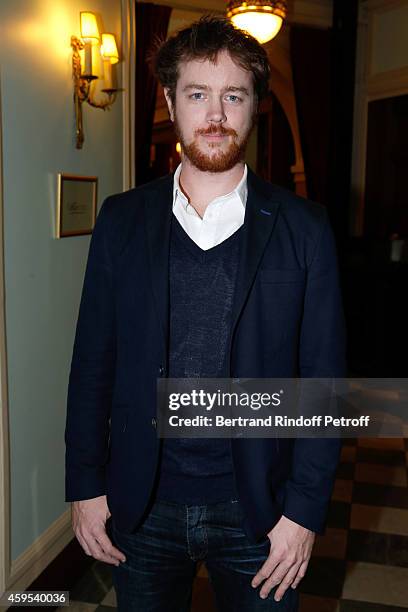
[178,158,245,217]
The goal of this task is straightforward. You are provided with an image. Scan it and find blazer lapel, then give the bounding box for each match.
[143,174,174,363]
[231,168,281,334]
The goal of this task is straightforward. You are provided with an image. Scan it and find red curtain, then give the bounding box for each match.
[135,2,172,186]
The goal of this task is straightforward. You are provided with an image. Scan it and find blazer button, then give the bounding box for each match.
[159,365,165,377]
[151,417,157,429]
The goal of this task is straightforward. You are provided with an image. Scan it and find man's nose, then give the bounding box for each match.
[206,97,226,124]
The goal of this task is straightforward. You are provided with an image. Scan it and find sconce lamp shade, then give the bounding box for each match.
[227,0,287,44]
[80,12,100,43]
[101,33,119,64]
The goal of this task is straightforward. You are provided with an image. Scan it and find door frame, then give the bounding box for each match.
[122,0,136,190]
[350,0,408,235]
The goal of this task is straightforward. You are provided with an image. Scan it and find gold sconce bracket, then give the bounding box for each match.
[71,33,120,149]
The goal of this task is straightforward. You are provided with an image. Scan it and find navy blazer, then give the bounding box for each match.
[65,168,346,543]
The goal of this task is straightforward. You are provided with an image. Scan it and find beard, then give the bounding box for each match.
[174,114,255,173]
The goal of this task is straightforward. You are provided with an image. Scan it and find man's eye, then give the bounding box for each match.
[226,95,242,103]
[190,93,205,100]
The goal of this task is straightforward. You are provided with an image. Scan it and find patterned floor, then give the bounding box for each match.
[61,437,408,611]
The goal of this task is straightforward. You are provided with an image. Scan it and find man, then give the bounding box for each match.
[65,15,346,611]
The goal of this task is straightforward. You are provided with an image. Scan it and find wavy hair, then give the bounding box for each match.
[151,15,271,106]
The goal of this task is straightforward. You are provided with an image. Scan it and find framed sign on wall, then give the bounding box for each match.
[56,173,98,238]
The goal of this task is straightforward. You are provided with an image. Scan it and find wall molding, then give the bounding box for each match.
[364,0,408,12]
[7,510,73,593]
[366,66,408,98]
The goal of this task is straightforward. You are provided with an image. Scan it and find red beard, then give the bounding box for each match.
[174,118,253,172]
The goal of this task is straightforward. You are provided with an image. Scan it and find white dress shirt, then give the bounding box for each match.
[172,163,248,251]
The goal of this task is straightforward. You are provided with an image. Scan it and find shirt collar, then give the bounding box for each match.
[172,163,248,211]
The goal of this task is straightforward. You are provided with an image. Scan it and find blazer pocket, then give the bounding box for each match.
[259,269,306,284]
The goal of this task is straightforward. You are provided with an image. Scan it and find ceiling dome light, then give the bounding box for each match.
[227,0,287,44]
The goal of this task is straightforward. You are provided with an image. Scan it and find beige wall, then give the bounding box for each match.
[0,0,124,592]
[370,2,408,75]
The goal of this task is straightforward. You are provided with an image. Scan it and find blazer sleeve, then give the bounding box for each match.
[65,197,116,502]
[282,209,347,534]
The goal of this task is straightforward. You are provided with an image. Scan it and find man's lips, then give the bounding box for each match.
[200,133,229,140]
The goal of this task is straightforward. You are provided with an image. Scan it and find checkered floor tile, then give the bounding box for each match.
[61,437,408,611]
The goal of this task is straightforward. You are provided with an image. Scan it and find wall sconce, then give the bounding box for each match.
[71,12,121,149]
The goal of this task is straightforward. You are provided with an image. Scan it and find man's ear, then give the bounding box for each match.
[164,88,175,122]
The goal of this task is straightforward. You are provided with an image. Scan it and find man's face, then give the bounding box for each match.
[164,50,257,172]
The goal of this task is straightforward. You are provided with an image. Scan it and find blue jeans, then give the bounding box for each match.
[110,498,299,611]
